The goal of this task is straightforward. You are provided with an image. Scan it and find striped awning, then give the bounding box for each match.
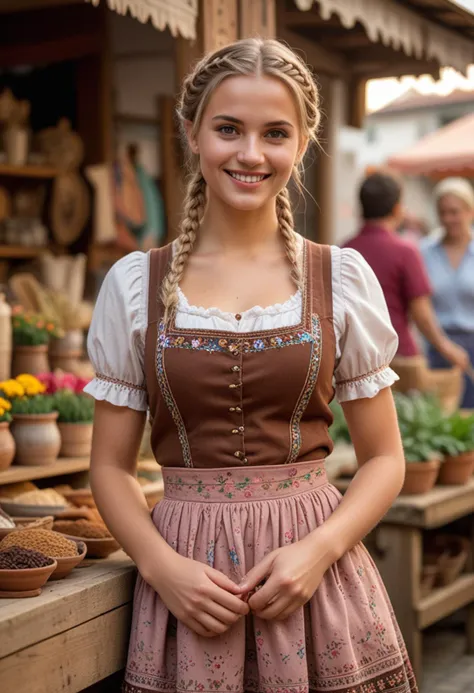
[294,0,474,74]
[86,0,198,40]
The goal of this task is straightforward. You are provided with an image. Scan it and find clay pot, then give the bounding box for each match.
[61,534,120,559]
[0,559,57,595]
[11,344,49,377]
[50,540,87,580]
[11,412,61,466]
[58,422,93,458]
[438,451,474,486]
[401,459,440,495]
[0,421,15,471]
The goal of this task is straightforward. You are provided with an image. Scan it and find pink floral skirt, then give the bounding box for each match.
[123,461,418,693]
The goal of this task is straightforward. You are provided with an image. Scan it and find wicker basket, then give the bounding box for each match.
[391,355,462,414]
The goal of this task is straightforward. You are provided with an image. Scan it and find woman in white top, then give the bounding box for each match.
[85,38,416,693]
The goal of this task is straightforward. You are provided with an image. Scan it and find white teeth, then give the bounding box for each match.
[228,172,267,183]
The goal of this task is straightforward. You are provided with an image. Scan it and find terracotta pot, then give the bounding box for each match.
[11,344,49,377]
[11,412,61,466]
[0,421,15,471]
[401,459,440,495]
[50,540,87,580]
[50,329,84,354]
[438,451,474,486]
[0,559,57,595]
[58,422,93,458]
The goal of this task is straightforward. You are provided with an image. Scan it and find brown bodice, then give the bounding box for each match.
[144,239,336,468]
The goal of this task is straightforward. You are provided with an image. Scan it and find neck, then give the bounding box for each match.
[364,217,396,233]
[443,228,472,247]
[196,195,283,255]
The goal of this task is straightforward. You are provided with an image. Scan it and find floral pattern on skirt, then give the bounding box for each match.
[123,461,418,693]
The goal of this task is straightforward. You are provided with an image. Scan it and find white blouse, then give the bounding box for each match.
[84,243,399,411]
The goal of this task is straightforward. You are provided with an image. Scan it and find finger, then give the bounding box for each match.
[247,577,280,612]
[274,604,302,621]
[208,584,250,615]
[186,617,214,638]
[254,596,288,621]
[239,553,274,593]
[197,612,231,636]
[204,599,244,625]
[206,567,241,594]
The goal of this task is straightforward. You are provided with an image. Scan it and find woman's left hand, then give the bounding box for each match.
[238,530,335,621]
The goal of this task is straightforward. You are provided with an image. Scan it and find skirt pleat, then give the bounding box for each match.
[123,462,418,693]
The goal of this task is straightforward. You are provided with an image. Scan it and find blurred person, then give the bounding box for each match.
[344,171,468,372]
[421,177,474,408]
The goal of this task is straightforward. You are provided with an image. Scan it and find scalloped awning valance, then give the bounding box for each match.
[294,0,474,74]
[86,0,198,40]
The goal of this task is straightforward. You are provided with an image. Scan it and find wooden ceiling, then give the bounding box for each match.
[279,0,474,79]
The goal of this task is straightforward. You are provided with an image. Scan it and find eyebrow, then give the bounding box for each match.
[212,115,294,128]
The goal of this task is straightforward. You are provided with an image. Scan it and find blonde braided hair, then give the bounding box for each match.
[161,38,320,323]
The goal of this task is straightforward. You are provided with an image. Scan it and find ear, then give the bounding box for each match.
[183,119,199,155]
[296,136,309,165]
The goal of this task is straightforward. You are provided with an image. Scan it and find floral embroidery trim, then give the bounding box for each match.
[158,324,314,355]
[163,466,324,501]
[286,315,322,464]
[335,364,391,388]
[94,372,146,392]
[156,322,193,467]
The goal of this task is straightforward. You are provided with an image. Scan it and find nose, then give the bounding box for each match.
[236,134,265,167]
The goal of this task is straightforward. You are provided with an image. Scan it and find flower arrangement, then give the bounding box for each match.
[54,390,94,423]
[36,371,91,395]
[12,307,63,346]
[0,374,56,415]
[0,397,12,423]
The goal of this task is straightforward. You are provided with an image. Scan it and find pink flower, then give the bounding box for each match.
[244,490,252,498]
[293,480,300,488]
[289,468,297,477]
[223,482,234,494]
[74,377,91,393]
[256,637,264,647]
[252,476,262,483]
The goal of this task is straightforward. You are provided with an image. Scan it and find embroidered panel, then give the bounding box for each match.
[286,315,322,464]
[156,322,193,467]
[94,372,146,392]
[159,322,314,355]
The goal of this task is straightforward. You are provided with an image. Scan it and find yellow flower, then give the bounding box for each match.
[0,408,4,417]
[0,398,11,411]
[0,379,25,398]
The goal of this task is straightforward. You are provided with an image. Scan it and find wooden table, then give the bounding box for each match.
[0,553,135,693]
[334,477,474,682]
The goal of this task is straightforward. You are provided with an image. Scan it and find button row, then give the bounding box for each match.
[229,406,242,413]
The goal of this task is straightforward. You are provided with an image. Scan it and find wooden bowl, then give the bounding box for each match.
[0,499,68,517]
[0,559,57,595]
[50,540,87,580]
[62,534,120,559]
[0,516,54,540]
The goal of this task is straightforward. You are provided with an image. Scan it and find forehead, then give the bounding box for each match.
[203,74,300,125]
[438,193,470,210]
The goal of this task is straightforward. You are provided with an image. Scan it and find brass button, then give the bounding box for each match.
[242,457,248,464]
[238,426,245,433]
[229,407,236,412]
[234,451,243,458]
[235,406,242,413]
[232,365,240,373]
[229,383,241,389]
[235,313,242,321]
[232,429,239,434]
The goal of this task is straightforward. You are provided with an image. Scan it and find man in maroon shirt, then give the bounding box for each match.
[344,172,467,368]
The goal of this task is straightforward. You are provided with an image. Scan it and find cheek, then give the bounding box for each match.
[266,145,298,176]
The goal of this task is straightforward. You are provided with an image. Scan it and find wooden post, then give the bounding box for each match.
[314,76,337,245]
[239,0,276,39]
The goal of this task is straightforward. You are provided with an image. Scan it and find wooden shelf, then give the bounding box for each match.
[0,163,59,179]
[114,113,159,127]
[417,574,474,629]
[0,458,90,486]
[0,245,44,259]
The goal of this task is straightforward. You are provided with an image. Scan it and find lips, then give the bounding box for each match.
[225,170,271,184]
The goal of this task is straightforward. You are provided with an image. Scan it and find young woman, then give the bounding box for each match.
[85,38,417,693]
[422,177,474,408]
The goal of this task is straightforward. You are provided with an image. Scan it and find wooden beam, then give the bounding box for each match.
[283,10,341,29]
[0,33,100,67]
[0,0,81,13]
[355,61,441,79]
[278,27,348,77]
[240,0,276,39]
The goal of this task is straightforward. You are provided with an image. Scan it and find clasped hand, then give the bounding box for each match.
[148,532,332,638]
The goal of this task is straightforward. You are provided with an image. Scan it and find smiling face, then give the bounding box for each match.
[438,193,474,240]
[185,74,304,212]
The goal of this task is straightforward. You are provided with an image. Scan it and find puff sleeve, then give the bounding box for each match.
[333,247,399,402]
[83,251,149,411]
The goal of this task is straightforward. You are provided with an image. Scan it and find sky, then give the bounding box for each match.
[366,0,474,113]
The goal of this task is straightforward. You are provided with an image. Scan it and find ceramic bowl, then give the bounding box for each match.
[0,499,67,517]
[50,540,87,580]
[0,558,57,594]
[61,534,120,559]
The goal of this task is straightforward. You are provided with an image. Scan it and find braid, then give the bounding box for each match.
[161,172,206,324]
[276,187,301,289]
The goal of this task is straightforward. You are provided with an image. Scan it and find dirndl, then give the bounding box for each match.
[123,461,418,693]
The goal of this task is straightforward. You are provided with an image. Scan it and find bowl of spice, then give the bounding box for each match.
[53,519,120,558]
[0,529,86,579]
[0,488,68,517]
[0,546,57,597]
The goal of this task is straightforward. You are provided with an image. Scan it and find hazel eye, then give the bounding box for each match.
[218,125,238,136]
[266,130,288,139]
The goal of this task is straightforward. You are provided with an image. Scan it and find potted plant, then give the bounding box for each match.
[0,396,15,471]
[11,308,63,377]
[435,412,474,485]
[0,374,61,466]
[395,393,443,495]
[54,390,94,457]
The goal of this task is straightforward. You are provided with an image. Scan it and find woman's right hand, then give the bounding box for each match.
[141,549,249,638]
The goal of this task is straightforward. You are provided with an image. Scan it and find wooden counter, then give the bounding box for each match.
[0,553,135,693]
